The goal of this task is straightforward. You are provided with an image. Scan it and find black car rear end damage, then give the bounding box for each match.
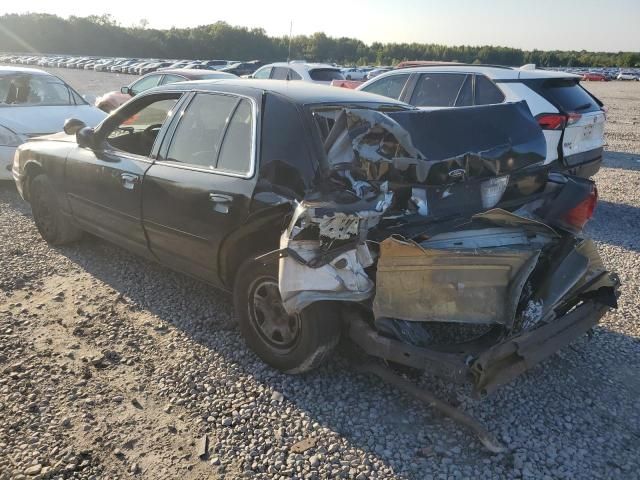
[267,101,619,451]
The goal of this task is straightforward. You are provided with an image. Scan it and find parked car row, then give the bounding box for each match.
[548,66,640,81]
[0,55,266,76]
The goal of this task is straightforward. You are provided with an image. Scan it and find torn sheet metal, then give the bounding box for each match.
[278,236,374,314]
[372,236,541,325]
[323,101,546,186]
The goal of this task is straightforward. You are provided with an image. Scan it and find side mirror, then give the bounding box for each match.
[63,118,87,136]
[76,127,95,149]
[120,86,131,95]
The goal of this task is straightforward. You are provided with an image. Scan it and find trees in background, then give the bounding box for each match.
[1,13,637,67]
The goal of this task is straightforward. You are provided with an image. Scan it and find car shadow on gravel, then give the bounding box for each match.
[601,151,640,171]
[588,200,640,253]
[49,233,640,478]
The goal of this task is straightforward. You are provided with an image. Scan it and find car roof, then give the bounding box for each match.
[262,62,341,71]
[0,66,52,76]
[371,65,580,80]
[152,68,237,79]
[154,78,409,105]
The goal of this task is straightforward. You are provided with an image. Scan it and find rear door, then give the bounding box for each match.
[141,91,258,286]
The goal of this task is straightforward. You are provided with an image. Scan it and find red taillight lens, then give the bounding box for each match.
[563,186,597,230]
[536,113,566,130]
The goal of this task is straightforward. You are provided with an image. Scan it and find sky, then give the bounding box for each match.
[3,0,639,52]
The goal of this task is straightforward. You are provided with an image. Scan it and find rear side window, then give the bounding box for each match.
[288,69,302,80]
[361,74,410,100]
[309,69,344,81]
[271,67,290,80]
[536,78,601,113]
[475,75,505,105]
[411,73,467,107]
[455,75,473,106]
[217,99,253,175]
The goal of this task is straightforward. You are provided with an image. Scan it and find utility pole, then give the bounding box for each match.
[287,21,293,63]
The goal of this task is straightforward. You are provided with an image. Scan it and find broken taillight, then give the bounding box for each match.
[563,185,597,230]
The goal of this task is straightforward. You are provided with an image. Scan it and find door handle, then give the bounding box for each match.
[120,173,140,190]
[209,193,233,214]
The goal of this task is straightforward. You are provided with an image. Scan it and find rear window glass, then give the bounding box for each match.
[309,69,344,81]
[534,78,601,113]
[475,75,505,105]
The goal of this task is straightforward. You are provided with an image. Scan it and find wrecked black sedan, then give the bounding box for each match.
[13,79,618,399]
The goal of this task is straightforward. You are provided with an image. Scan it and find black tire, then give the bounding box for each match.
[30,174,82,245]
[234,259,341,373]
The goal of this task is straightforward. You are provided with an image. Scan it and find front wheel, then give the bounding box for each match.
[234,259,341,373]
[30,174,82,245]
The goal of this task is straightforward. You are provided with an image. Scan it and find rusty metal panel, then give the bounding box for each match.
[372,237,539,325]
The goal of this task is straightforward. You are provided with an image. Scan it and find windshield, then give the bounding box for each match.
[0,74,86,107]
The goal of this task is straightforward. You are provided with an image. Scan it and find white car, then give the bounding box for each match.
[341,68,367,80]
[250,62,344,84]
[617,72,637,81]
[358,64,606,177]
[0,67,106,180]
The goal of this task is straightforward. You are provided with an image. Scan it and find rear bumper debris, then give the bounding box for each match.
[470,299,612,397]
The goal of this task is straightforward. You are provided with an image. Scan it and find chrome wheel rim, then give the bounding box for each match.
[249,278,300,352]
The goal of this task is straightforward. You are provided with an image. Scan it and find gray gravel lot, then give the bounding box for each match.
[0,70,639,480]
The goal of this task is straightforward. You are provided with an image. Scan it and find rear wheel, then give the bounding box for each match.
[30,174,82,245]
[234,259,341,373]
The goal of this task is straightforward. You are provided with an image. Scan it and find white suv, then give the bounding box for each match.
[250,62,344,85]
[357,65,606,177]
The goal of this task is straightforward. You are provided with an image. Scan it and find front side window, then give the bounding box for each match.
[410,73,467,107]
[253,67,272,79]
[106,97,179,157]
[160,74,187,85]
[361,74,410,100]
[130,75,162,96]
[166,93,252,172]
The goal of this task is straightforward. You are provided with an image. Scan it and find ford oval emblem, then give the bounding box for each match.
[448,168,466,180]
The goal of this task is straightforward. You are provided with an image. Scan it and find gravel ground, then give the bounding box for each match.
[0,72,639,480]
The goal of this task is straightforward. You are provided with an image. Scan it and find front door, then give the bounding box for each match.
[65,92,183,256]
[142,91,258,285]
